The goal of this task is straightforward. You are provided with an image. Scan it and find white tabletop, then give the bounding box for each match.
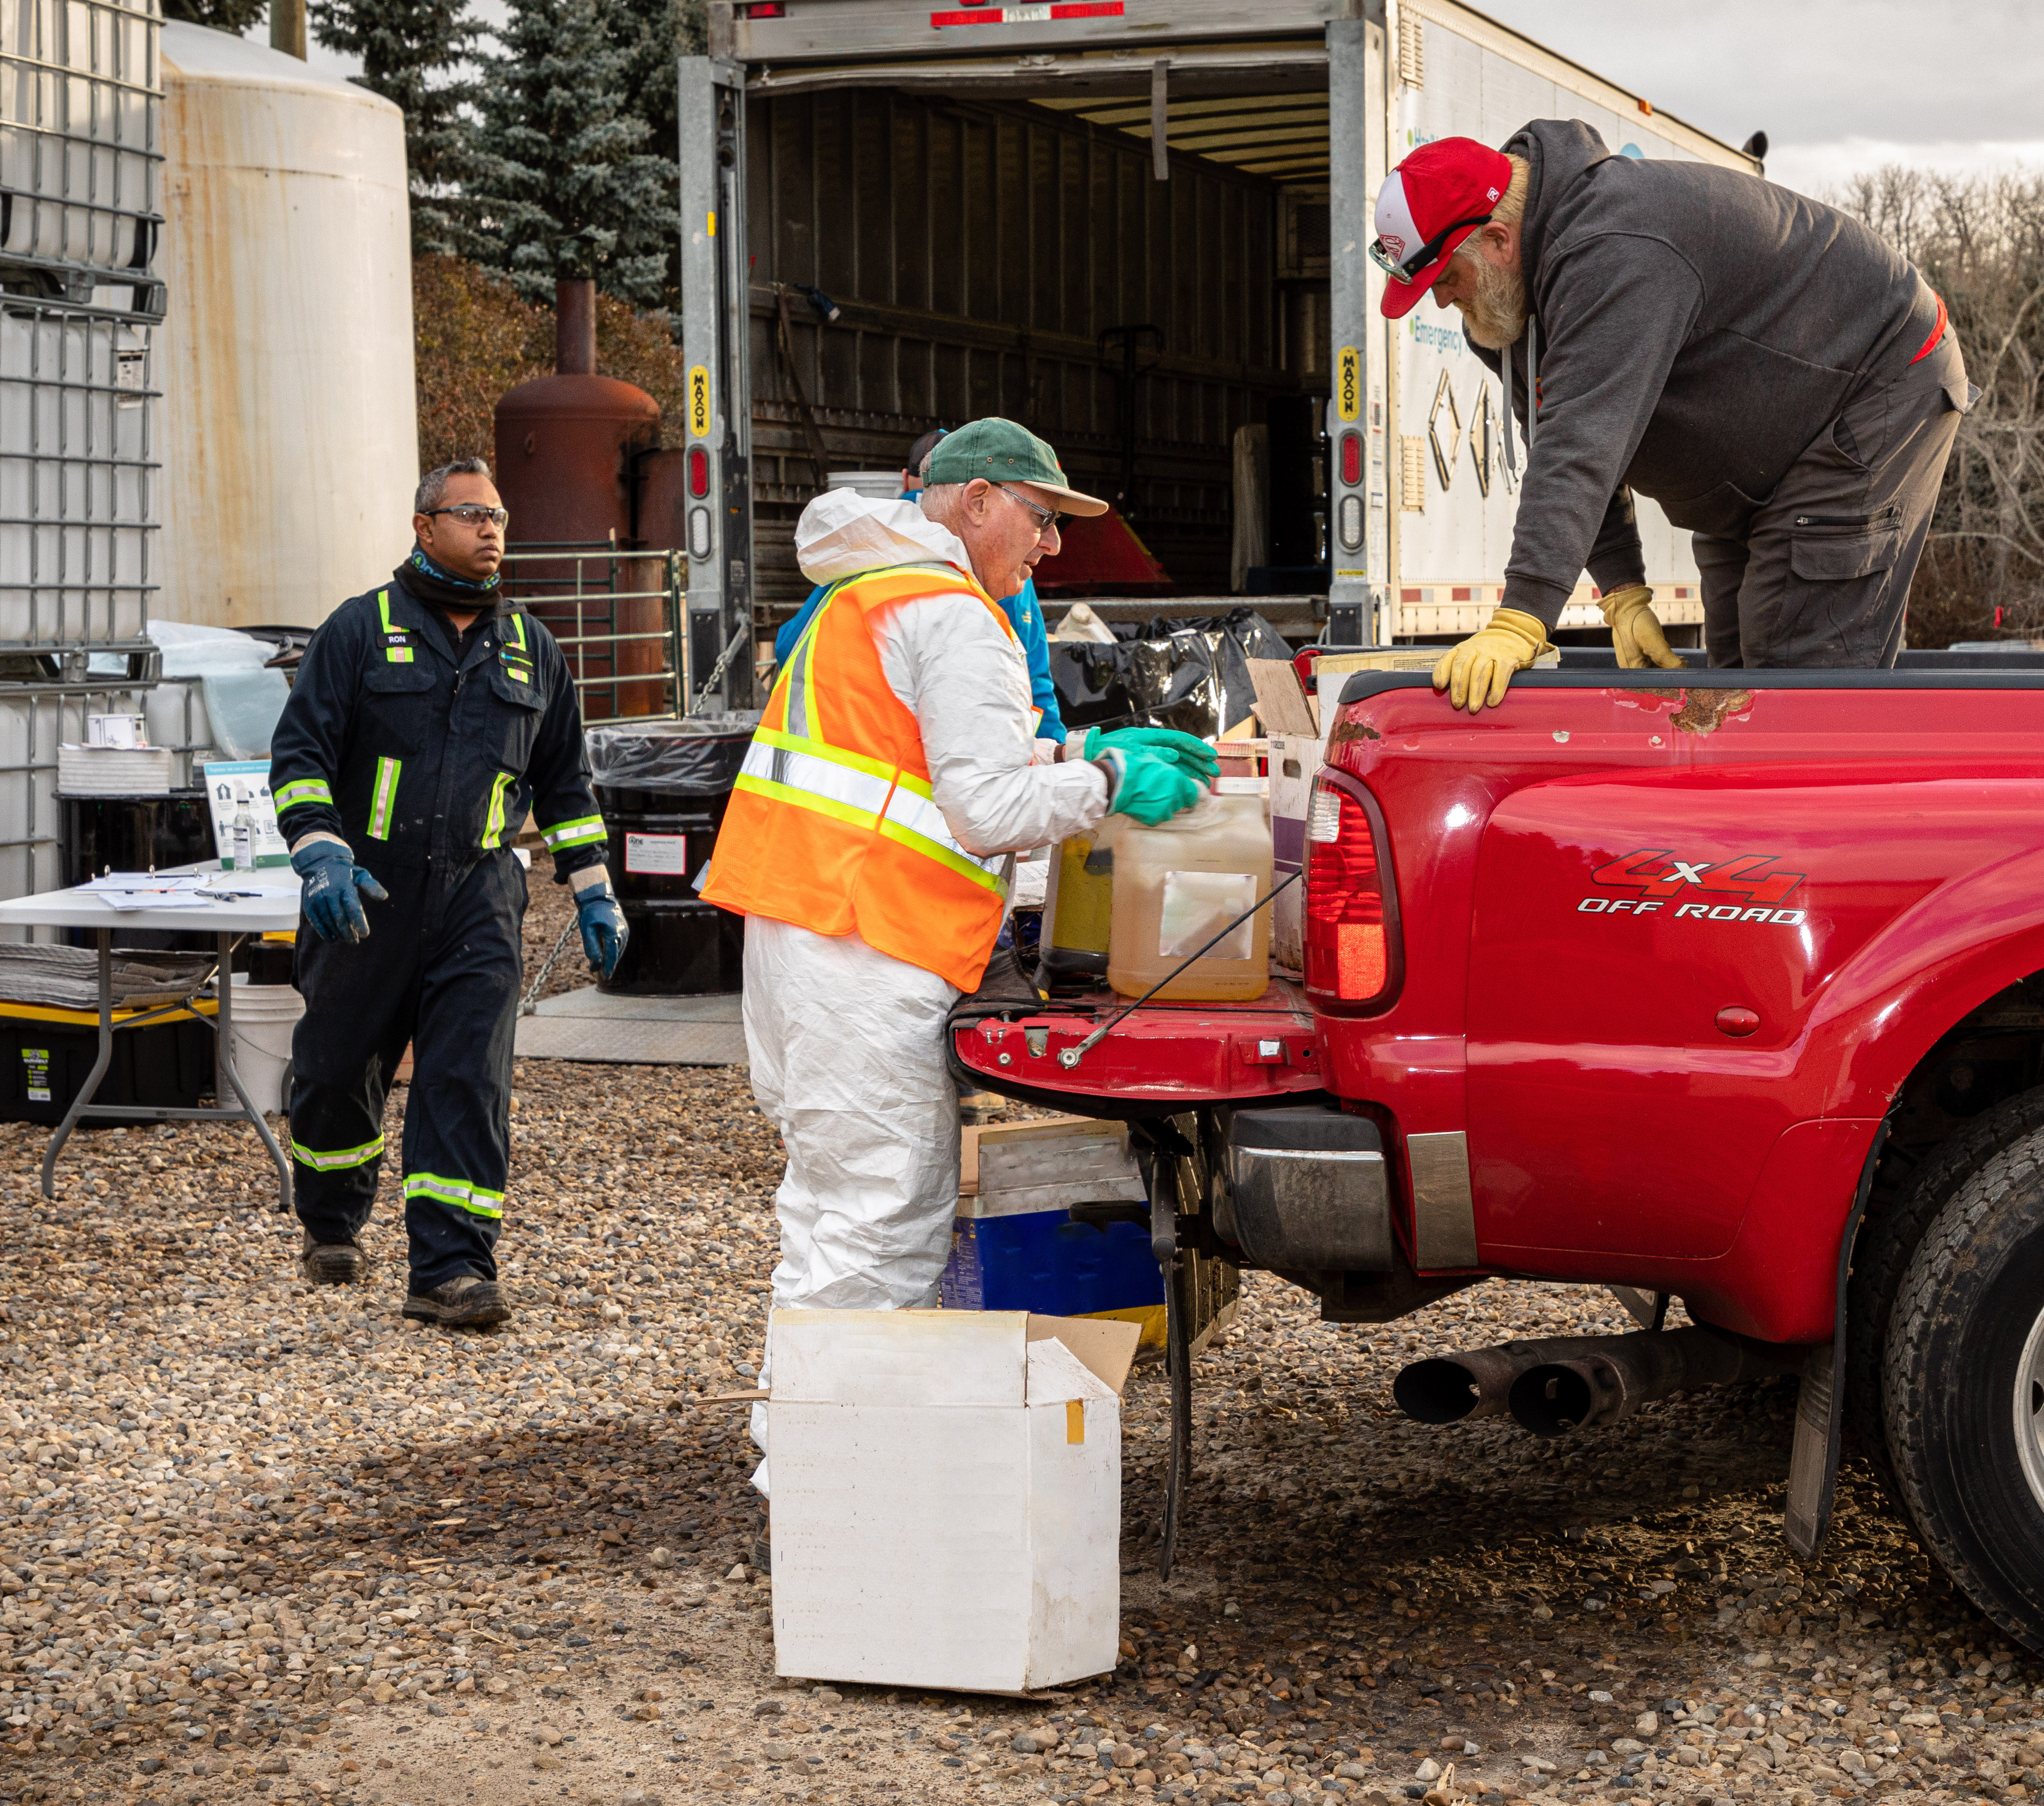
[0,862,302,933]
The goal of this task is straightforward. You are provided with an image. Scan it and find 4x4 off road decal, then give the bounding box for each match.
[1577,848,1807,926]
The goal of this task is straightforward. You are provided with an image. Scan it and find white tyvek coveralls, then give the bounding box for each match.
[746,492,1109,1491]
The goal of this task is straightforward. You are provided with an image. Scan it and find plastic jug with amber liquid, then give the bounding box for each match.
[1036,819,1123,988]
[1106,778,1272,1001]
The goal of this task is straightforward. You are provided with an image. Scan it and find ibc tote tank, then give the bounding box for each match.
[155,23,416,629]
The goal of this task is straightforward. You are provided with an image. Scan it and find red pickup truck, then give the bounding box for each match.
[951,664,2044,1651]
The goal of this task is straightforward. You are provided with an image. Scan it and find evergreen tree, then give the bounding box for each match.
[161,0,268,34]
[309,0,483,255]
[469,0,678,307]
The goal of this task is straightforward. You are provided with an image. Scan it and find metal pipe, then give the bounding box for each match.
[1507,1326,1805,1439]
[556,278,597,376]
[1392,1336,1626,1425]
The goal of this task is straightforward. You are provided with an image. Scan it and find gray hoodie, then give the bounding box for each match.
[1476,120,1955,627]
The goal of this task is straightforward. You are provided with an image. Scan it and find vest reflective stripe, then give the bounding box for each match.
[505,610,528,652]
[700,561,1023,990]
[481,771,515,849]
[403,1171,505,1220]
[366,757,400,839]
[540,813,605,850]
[733,737,1007,896]
[291,1133,385,1172]
[274,777,332,812]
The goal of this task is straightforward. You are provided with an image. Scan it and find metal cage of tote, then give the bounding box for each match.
[494,539,690,727]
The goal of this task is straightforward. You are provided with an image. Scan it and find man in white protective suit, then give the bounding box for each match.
[699,418,1218,1510]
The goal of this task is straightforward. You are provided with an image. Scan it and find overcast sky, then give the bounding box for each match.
[288,0,2044,201]
[1475,0,2044,196]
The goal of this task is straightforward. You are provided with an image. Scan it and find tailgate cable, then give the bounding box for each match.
[1056,869,1300,1069]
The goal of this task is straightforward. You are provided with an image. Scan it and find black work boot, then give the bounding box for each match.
[402,1273,512,1329]
[300,1229,370,1286]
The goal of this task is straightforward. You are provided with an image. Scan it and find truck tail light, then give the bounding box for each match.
[1304,772,1401,1009]
[1339,430,1362,487]
[687,446,710,499]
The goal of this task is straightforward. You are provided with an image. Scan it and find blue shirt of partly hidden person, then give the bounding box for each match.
[772,501,1067,741]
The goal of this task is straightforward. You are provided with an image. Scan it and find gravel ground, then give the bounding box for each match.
[1,859,2040,1806]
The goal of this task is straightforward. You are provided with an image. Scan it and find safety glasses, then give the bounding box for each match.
[424,505,510,528]
[995,483,1068,537]
[1368,211,1495,285]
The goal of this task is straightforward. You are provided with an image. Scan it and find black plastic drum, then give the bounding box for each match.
[586,716,756,996]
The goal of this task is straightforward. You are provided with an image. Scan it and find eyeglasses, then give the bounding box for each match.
[1368,211,1494,284]
[424,505,510,528]
[995,483,1067,537]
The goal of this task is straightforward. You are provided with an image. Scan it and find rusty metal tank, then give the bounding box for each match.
[494,281,666,717]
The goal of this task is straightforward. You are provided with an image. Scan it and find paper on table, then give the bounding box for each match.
[81,872,210,893]
[93,891,217,912]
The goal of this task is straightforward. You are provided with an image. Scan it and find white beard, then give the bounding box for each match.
[1454,251,1528,350]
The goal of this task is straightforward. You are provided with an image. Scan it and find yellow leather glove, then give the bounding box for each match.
[1599,583,1685,670]
[1431,607,1552,714]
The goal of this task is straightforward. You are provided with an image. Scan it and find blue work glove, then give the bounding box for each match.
[1095,748,1205,826]
[575,880,629,980]
[290,839,388,944]
[1083,725,1221,783]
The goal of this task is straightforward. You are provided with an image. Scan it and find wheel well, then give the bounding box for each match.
[1879,968,2044,1190]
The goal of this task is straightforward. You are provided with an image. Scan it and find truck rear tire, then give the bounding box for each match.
[1848,1086,2044,1508]
[1883,1131,2044,1651]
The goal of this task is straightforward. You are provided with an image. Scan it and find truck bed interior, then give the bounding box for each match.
[744,50,1336,641]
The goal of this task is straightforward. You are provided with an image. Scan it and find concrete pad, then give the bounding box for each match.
[515,987,745,1064]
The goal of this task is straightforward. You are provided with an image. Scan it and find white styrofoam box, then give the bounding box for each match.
[1267,731,1328,978]
[767,1308,1137,1694]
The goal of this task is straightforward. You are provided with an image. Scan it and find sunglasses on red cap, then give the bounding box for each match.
[1368,209,1496,285]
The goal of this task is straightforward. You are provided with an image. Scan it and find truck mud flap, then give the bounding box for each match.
[1228,1104,1394,1271]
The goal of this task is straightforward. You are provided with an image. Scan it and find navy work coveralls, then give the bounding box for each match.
[269,581,606,1287]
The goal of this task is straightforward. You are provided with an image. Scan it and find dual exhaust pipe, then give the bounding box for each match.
[1393,1326,1803,1437]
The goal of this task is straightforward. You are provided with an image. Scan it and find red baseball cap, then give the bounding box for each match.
[1373,138,1515,319]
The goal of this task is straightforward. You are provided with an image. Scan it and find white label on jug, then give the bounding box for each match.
[624,832,689,875]
[1159,871,1257,960]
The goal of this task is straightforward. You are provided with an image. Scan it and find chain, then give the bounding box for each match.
[520,918,582,1016]
[689,623,751,716]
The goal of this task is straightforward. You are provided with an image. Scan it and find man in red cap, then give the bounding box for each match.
[1375,123,1972,708]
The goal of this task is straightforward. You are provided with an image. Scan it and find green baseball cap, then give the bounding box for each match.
[923,418,1110,517]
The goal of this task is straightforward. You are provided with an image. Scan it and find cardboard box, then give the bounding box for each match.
[1266,730,1329,978]
[767,1308,1140,1694]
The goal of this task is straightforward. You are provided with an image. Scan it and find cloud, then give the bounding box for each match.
[1763,139,2044,202]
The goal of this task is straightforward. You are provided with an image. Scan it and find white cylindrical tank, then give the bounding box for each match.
[156,23,416,630]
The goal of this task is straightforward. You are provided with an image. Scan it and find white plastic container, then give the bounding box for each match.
[226,972,302,1116]
[1107,778,1273,1001]
[766,1308,1137,1693]
[825,470,906,501]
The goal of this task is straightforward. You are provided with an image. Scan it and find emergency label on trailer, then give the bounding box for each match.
[687,366,711,438]
[930,1,1122,23]
[22,1048,49,1103]
[625,833,690,876]
[1336,347,1361,421]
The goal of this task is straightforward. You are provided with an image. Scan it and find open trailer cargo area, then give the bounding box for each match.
[676,0,1758,710]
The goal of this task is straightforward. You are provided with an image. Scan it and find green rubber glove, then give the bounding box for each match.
[1083,725,1220,783]
[1095,747,1205,826]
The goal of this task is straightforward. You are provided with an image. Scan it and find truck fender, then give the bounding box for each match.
[1804,842,2044,1118]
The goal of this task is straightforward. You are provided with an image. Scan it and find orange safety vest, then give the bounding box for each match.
[700,561,1021,992]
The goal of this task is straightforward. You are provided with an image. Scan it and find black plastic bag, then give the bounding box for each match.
[584,712,760,794]
[1048,608,1291,740]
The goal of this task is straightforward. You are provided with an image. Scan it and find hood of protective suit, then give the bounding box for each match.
[794,489,975,586]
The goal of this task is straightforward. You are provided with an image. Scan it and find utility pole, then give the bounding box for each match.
[271,0,306,59]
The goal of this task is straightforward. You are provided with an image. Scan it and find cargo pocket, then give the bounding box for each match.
[1778,527,1906,665]
[487,663,544,770]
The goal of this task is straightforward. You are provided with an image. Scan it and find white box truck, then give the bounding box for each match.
[676,0,1760,708]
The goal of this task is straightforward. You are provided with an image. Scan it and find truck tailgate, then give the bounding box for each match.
[949,978,1322,1119]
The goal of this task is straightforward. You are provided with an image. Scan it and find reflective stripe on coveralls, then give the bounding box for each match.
[377,590,414,663]
[403,1171,506,1220]
[290,1132,386,1171]
[274,777,332,812]
[698,562,1021,992]
[366,757,400,839]
[481,771,515,849]
[539,814,605,850]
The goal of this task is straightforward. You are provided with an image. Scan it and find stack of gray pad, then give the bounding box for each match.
[0,945,215,1011]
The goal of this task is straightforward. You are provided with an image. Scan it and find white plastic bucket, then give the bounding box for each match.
[826,469,906,501]
[227,973,304,1116]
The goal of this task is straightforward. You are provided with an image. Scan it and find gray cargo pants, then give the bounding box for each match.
[1692,331,1973,668]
